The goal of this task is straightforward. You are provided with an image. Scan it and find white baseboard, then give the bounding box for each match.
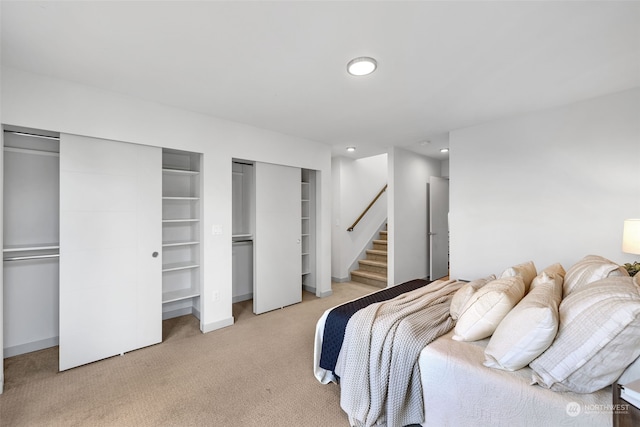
[317,289,333,298]
[202,316,234,333]
[232,293,253,303]
[162,306,195,320]
[4,336,59,358]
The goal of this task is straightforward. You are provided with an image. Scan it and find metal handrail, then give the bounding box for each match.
[347,184,387,232]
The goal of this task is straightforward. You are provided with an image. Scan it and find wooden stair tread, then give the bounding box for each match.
[373,239,387,245]
[366,249,387,255]
[358,259,387,267]
[350,270,386,280]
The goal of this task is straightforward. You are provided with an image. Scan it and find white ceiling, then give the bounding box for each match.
[2,1,639,160]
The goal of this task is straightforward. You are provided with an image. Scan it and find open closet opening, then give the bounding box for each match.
[2,126,60,359]
[161,148,203,328]
[231,160,318,318]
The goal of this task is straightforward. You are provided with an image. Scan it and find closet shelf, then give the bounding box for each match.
[232,233,253,241]
[162,168,199,176]
[4,253,59,262]
[162,288,200,304]
[162,240,199,248]
[162,218,200,223]
[162,261,199,272]
[3,243,60,253]
[163,196,199,201]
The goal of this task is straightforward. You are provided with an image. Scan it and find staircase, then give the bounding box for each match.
[350,227,387,288]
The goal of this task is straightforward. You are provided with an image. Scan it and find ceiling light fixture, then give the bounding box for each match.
[440,148,449,153]
[347,57,377,76]
[346,146,356,152]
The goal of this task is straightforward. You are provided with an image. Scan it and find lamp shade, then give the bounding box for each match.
[623,219,640,255]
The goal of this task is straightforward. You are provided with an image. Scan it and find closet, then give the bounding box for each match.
[162,148,202,320]
[231,160,317,314]
[2,127,203,372]
[301,169,317,293]
[232,161,254,303]
[2,128,60,358]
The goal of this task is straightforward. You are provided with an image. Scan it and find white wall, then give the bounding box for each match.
[331,154,388,281]
[388,147,443,285]
[441,159,450,178]
[450,88,640,280]
[0,67,333,338]
[0,126,3,393]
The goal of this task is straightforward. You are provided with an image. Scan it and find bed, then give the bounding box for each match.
[314,258,640,427]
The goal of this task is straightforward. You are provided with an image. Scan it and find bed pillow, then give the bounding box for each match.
[529,276,640,393]
[563,255,628,296]
[529,263,565,291]
[452,276,525,342]
[484,269,563,371]
[500,261,537,293]
[450,275,496,320]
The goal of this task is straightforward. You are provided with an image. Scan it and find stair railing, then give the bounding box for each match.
[347,184,387,232]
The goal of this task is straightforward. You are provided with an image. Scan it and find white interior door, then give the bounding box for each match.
[254,162,301,314]
[59,134,161,371]
[429,176,449,280]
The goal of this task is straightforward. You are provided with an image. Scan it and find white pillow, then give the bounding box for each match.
[450,275,496,320]
[530,263,565,291]
[530,276,640,393]
[484,269,563,371]
[452,276,525,342]
[563,255,628,296]
[500,261,537,293]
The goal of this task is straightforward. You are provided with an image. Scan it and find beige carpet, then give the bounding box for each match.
[0,282,378,427]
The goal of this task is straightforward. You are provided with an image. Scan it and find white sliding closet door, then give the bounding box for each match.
[254,162,301,314]
[59,134,161,371]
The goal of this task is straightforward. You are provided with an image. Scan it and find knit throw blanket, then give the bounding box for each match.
[335,279,462,427]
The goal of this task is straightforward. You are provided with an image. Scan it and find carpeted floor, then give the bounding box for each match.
[0,281,378,427]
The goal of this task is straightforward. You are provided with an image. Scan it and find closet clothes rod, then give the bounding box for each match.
[3,130,60,141]
[3,254,60,262]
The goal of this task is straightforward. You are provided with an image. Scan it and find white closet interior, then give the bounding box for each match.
[301,168,317,294]
[232,161,254,303]
[162,148,202,320]
[2,128,60,358]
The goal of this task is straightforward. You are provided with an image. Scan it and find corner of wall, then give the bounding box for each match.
[0,125,4,394]
[202,316,235,333]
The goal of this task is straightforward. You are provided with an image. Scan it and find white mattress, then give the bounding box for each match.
[419,331,612,427]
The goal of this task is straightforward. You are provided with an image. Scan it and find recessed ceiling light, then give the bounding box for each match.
[440,148,449,153]
[347,57,377,76]
[346,146,356,152]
